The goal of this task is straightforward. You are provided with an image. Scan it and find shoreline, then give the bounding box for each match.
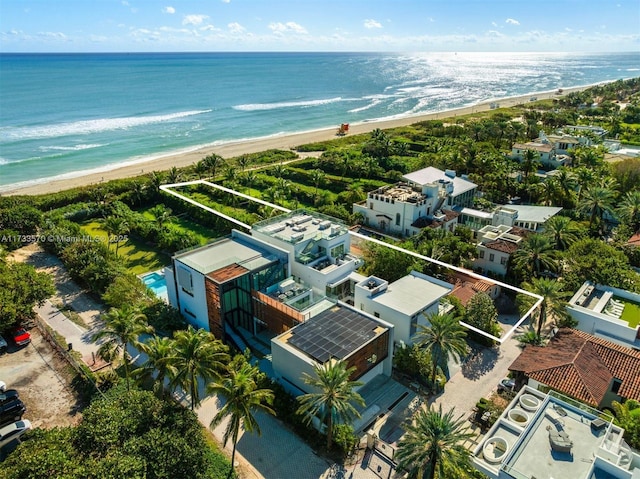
[2,84,593,197]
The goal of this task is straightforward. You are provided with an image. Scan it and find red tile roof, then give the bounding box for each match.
[627,232,640,247]
[509,329,640,406]
[485,239,519,254]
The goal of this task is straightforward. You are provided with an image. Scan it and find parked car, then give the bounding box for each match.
[0,420,31,448]
[0,390,19,405]
[11,328,31,347]
[0,399,26,428]
[497,377,516,393]
[0,381,5,393]
[0,335,7,354]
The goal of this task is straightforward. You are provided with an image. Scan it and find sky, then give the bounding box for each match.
[1,0,639,53]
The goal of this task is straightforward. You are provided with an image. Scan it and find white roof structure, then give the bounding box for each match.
[175,237,271,274]
[372,272,451,317]
[505,205,562,224]
[402,166,477,196]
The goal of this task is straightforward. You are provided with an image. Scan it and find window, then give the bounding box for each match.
[500,257,507,265]
[374,312,380,318]
[612,378,622,394]
[369,203,373,209]
[479,250,485,259]
[489,253,495,262]
[395,213,401,226]
[177,267,194,296]
[330,243,345,258]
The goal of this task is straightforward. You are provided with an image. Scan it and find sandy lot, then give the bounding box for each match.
[0,328,82,429]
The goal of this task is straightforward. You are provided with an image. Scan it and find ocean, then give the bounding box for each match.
[1,51,638,191]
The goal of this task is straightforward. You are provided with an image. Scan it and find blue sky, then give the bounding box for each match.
[1,0,639,52]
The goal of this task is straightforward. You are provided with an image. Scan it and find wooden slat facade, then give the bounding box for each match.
[346,329,390,380]
[205,278,224,339]
[252,291,304,335]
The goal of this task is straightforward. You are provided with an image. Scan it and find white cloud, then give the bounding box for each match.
[183,14,209,26]
[37,31,67,39]
[163,6,175,14]
[221,0,231,3]
[491,21,497,27]
[506,18,520,25]
[121,1,129,5]
[364,19,382,29]
[268,22,307,34]
[228,22,245,34]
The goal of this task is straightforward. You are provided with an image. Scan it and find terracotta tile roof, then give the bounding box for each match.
[627,232,640,247]
[473,280,494,293]
[485,239,519,254]
[412,209,459,229]
[450,283,477,307]
[509,329,640,406]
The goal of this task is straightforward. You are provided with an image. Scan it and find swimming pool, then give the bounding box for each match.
[141,271,168,302]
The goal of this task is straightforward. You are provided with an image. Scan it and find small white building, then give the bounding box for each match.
[567,281,640,349]
[353,271,453,346]
[474,225,523,277]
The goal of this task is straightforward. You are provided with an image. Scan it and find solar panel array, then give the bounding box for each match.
[288,307,379,363]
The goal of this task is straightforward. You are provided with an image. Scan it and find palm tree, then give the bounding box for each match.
[102,215,129,257]
[511,234,557,280]
[138,335,177,399]
[170,326,229,410]
[130,180,147,207]
[202,153,225,179]
[237,154,250,172]
[522,277,571,336]
[149,204,175,231]
[414,312,468,387]
[544,215,579,250]
[395,405,473,479]
[617,190,640,232]
[521,149,540,181]
[296,360,365,449]
[310,169,326,202]
[167,166,182,184]
[207,355,275,478]
[578,186,616,230]
[91,306,153,391]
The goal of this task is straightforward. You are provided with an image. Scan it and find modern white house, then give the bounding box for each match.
[474,225,523,277]
[353,271,453,346]
[567,281,640,349]
[473,386,640,479]
[352,167,474,237]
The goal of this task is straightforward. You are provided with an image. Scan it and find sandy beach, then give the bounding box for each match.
[3,86,590,197]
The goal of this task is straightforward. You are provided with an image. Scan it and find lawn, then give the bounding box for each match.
[80,220,169,275]
[619,299,640,328]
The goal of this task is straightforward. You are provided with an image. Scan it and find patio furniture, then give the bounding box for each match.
[548,426,573,453]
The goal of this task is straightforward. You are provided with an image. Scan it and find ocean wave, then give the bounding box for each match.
[233,97,348,111]
[0,110,212,141]
[39,143,106,152]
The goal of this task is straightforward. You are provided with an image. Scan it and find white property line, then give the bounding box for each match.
[161,180,542,344]
[160,180,291,231]
[349,231,543,344]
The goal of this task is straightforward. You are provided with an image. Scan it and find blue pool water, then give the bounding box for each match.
[141,271,168,302]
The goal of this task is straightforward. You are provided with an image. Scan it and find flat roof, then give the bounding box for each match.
[506,204,562,224]
[175,237,270,274]
[402,166,477,196]
[252,209,348,244]
[372,273,451,316]
[286,305,386,363]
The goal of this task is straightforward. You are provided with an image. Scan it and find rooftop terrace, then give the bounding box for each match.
[252,209,348,244]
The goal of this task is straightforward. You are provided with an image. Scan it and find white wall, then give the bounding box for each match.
[271,337,318,394]
[173,264,209,331]
[568,305,639,347]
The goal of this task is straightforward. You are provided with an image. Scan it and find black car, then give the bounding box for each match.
[0,399,26,428]
[497,377,516,393]
[0,389,19,405]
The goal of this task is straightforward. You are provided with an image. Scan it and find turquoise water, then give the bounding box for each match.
[1,51,639,190]
[141,271,168,302]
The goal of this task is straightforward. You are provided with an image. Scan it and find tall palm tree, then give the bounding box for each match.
[138,335,177,399]
[395,405,473,479]
[167,166,182,184]
[202,153,225,179]
[521,149,540,181]
[149,204,175,231]
[414,312,468,386]
[170,326,229,410]
[296,360,365,449]
[617,190,640,232]
[311,168,326,201]
[92,306,153,391]
[578,186,616,229]
[102,215,129,257]
[207,356,275,478]
[511,234,557,280]
[522,277,571,336]
[544,215,579,250]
